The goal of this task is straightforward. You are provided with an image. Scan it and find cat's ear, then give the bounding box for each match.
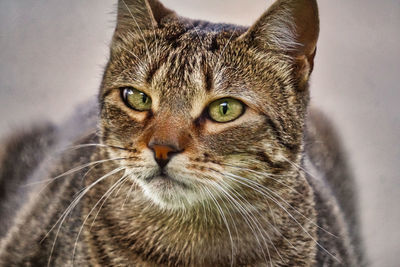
[240,0,319,86]
[115,0,175,32]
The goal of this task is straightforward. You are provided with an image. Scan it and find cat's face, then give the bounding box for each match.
[98,0,318,210]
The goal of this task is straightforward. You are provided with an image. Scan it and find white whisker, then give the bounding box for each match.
[222,171,341,263]
[45,166,125,267]
[121,0,153,65]
[72,171,131,263]
[216,29,236,69]
[220,163,338,238]
[209,180,271,266]
[218,178,287,264]
[24,157,128,187]
[202,186,235,267]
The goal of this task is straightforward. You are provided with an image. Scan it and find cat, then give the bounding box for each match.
[0,0,364,266]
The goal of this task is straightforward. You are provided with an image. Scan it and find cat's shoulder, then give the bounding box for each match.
[305,108,365,266]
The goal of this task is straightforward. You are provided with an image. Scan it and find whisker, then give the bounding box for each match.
[227,171,334,235]
[207,184,240,263]
[208,180,271,266]
[217,179,286,264]
[221,162,302,196]
[215,29,236,70]
[72,171,131,262]
[120,46,147,67]
[222,171,341,263]
[66,143,131,152]
[218,163,338,238]
[281,155,321,182]
[113,174,130,197]
[147,4,161,69]
[121,0,153,65]
[24,157,130,187]
[122,175,137,209]
[45,166,125,267]
[224,181,299,254]
[186,20,204,47]
[201,186,235,267]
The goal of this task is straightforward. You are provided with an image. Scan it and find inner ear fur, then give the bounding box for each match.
[239,0,319,88]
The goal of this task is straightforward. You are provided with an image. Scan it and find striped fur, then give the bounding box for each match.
[0,0,364,266]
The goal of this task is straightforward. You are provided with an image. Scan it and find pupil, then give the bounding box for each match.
[221,102,228,115]
[141,94,147,104]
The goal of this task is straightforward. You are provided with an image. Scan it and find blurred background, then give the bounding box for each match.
[0,0,399,266]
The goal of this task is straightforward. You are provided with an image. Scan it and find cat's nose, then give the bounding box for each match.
[149,144,179,168]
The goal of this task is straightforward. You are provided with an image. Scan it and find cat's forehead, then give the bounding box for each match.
[148,28,250,114]
[106,19,294,118]
[126,23,248,110]
[150,48,205,109]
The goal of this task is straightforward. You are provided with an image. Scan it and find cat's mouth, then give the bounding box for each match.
[134,166,210,209]
[136,168,199,209]
[144,172,189,190]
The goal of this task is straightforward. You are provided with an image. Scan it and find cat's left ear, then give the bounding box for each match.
[115,0,175,33]
[239,0,319,87]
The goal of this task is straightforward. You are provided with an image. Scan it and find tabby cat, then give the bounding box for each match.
[0,0,364,266]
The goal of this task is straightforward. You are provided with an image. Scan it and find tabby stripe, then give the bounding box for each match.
[202,57,214,92]
[208,36,219,52]
[256,151,289,170]
[265,117,299,153]
[100,89,115,103]
[145,54,168,84]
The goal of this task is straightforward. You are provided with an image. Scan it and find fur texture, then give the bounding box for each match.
[0,0,364,266]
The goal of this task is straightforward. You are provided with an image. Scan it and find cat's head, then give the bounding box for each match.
[98,0,319,210]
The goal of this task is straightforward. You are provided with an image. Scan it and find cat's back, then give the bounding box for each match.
[0,100,98,241]
[0,123,56,238]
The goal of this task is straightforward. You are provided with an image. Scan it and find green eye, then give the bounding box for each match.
[208,98,244,122]
[121,87,152,111]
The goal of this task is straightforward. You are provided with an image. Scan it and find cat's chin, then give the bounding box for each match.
[145,174,189,190]
[137,174,202,210]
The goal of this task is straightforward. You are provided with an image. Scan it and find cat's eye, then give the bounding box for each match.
[208,98,244,123]
[121,87,152,111]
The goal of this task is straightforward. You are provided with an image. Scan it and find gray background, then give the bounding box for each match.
[0,0,399,266]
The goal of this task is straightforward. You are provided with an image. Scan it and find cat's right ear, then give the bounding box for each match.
[239,0,319,88]
[115,0,175,34]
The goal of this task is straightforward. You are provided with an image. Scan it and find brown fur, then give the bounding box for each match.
[0,0,364,266]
